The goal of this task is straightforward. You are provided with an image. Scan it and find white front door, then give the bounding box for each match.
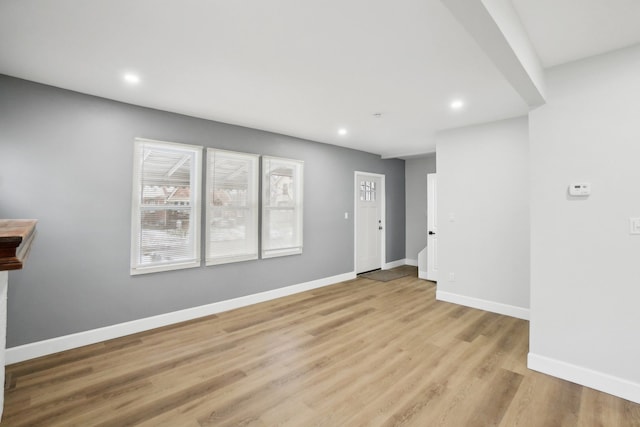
[427,173,438,281]
[355,173,384,273]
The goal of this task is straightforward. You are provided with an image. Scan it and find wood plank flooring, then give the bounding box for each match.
[2,270,639,426]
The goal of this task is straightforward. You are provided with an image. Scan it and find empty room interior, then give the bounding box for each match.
[1,0,640,425]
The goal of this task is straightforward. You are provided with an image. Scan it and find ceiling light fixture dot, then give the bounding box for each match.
[123,73,141,85]
[450,99,464,110]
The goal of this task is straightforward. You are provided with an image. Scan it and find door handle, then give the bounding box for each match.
[428,231,435,235]
[379,226,383,230]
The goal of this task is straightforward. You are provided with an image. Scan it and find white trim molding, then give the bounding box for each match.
[404,258,418,267]
[418,270,429,280]
[383,259,409,269]
[436,290,529,320]
[528,353,640,404]
[6,271,356,365]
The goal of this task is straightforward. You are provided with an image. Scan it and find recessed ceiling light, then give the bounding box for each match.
[123,73,141,85]
[338,128,348,136]
[450,99,464,110]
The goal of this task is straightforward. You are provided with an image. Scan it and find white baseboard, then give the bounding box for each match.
[6,271,356,365]
[404,258,418,267]
[435,290,529,320]
[418,270,429,280]
[383,259,410,269]
[528,353,640,404]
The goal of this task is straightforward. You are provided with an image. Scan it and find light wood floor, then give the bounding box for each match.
[2,270,639,426]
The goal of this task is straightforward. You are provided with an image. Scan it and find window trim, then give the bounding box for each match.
[205,148,260,266]
[130,138,203,275]
[261,155,304,259]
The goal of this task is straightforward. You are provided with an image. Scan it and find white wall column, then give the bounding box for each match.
[0,219,38,420]
[0,271,7,419]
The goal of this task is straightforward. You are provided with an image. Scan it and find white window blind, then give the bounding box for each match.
[262,156,303,258]
[130,138,202,275]
[206,149,259,265]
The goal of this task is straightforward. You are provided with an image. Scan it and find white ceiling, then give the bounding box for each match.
[0,1,638,158]
[512,0,640,68]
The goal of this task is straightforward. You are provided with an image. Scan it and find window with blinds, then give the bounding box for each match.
[262,156,304,258]
[206,149,259,265]
[130,138,202,275]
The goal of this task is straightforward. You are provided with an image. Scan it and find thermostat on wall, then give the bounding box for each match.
[569,182,591,196]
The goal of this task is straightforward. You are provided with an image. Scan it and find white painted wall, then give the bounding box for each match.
[405,155,437,262]
[528,45,640,403]
[436,117,530,318]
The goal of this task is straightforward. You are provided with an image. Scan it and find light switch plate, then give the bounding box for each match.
[630,218,640,235]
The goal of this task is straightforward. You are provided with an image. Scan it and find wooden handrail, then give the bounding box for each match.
[0,219,37,271]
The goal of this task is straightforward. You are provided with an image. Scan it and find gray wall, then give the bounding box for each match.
[0,75,405,347]
[405,155,436,261]
[436,117,529,310]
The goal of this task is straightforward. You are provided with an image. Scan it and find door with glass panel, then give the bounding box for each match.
[356,173,383,273]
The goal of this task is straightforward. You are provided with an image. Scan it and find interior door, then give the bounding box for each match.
[356,174,382,273]
[427,173,438,281]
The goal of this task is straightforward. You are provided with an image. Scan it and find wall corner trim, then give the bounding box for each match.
[528,353,640,404]
[6,271,356,365]
[436,290,529,320]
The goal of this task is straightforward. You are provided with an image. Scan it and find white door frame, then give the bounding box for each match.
[427,173,438,281]
[354,171,386,273]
